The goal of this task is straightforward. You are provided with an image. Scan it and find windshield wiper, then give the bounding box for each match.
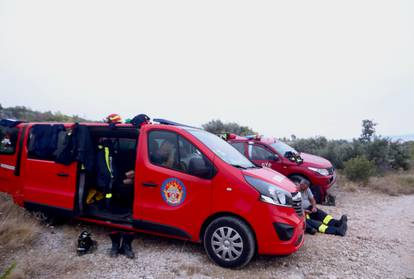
[230,164,256,169]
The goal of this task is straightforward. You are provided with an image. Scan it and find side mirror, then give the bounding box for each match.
[188,157,214,179]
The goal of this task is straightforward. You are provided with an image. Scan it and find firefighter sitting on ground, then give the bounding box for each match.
[294,178,348,236]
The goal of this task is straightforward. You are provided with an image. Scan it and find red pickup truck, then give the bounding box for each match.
[227,134,336,204]
[0,119,305,268]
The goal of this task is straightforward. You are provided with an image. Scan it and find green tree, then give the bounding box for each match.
[202,119,255,136]
[359,119,377,143]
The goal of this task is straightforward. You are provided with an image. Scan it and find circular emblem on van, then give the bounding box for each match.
[161,178,186,206]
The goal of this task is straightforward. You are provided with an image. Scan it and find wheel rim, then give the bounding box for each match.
[211,226,243,261]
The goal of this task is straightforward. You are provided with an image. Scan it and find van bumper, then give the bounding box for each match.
[252,203,305,255]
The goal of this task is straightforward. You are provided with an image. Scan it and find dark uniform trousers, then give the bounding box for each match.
[306,207,341,234]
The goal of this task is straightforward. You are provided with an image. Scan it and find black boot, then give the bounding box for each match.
[109,231,122,257]
[336,221,348,236]
[77,231,96,256]
[339,215,348,226]
[305,226,317,235]
[119,232,135,259]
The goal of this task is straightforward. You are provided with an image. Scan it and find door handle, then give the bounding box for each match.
[142,182,158,187]
[57,172,69,177]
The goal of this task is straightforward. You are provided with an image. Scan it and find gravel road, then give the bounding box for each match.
[3,187,414,279]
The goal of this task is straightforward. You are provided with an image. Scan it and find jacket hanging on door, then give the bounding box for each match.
[55,123,94,171]
[29,124,65,158]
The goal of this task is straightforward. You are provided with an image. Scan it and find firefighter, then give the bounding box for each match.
[294,178,348,236]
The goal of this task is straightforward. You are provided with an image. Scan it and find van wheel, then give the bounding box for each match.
[203,216,255,268]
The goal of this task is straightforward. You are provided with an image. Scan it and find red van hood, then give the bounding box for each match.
[299,152,332,168]
[242,167,297,193]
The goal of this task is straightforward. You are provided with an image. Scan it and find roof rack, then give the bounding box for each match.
[153,118,199,129]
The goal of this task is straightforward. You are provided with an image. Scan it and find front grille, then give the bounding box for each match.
[327,167,334,175]
[291,192,303,216]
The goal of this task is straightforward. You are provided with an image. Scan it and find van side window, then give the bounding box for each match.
[250,144,274,161]
[27,124,65,161]
[0,126,19,155]
[148,130,212,176]
[230,142,245,155]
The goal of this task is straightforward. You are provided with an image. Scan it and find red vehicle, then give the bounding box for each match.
[227,134,336,204]
[0,119,304,268]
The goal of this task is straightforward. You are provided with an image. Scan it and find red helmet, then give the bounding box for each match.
[106,114,122,124]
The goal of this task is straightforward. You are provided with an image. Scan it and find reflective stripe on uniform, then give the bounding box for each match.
[318,224,328,233]
[105,193,112,199]
[306,214,310,220]
[104,147,112,176]
[323,215,333,225]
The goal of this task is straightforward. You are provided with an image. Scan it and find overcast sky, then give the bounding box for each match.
[0,0,413,139]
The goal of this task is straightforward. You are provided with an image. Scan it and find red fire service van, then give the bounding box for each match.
[0,119,304,268]
[226,134,336,204]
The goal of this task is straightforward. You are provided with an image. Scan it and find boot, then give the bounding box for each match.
[119,232,135,259]
[339,215,348,226]
[305,226,317,235]
[336,221,348,237]
[109,231,122,257]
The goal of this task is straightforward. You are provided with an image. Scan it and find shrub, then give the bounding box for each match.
[363,137,390,173]
[343,156,375,184]
[388,141,411,171]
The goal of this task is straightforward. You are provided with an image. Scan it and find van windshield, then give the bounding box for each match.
[270,141,298,156]
[186,129,256,169]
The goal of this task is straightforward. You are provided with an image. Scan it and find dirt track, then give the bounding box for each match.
[2,187,414,279]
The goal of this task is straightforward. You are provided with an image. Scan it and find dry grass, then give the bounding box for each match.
[0,193,41,251]
[368,170,414,196]
[339,169,414,196]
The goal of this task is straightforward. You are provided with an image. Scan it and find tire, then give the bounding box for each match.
[203,216,255,268]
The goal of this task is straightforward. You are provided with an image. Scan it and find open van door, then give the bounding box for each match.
[22,124,78,217]
[0,122,25,198]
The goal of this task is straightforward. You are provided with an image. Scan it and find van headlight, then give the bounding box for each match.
[307,167,329,176]
[244,175,293,207]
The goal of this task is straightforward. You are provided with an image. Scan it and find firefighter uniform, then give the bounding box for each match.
[96,141,117,209]
[305,207,347,235]
[300,186,347,236]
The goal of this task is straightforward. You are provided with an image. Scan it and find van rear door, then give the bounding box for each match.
[22,124,78,215]
[0,123,24,195]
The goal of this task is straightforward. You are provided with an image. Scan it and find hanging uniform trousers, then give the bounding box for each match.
[96,142,117,209]
[305,206,346,235]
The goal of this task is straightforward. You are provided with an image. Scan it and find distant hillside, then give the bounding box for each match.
[0,104,91,122]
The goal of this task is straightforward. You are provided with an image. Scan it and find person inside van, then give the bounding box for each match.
[152,139,177,169]
[294,178,348,236]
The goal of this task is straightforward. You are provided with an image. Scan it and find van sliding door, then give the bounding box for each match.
[22,124,77,215]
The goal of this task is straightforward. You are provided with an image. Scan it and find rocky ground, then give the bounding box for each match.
[2,186,414,279]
